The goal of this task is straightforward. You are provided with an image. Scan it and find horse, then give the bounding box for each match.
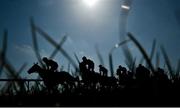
[99,76,118,89]
[27,63,78,92]
[79,62,118,89]
[80,70,118,89]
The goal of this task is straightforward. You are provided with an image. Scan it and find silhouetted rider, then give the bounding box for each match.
[116,65,128,85]
[82,56,94,72]
[136,64,150,80]
[116,65,123,77]
[99,65,108,77]
[42,57,58,72]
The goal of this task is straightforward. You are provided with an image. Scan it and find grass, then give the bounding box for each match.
[0,18,179,106]
[0,30,8,75]
[127,32,155,73]
[33,21,78,71]
[160,45,174,78]
[95,44,105,66]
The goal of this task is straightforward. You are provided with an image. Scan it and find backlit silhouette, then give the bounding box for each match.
[42,57,58,72]
[27,62,77,92]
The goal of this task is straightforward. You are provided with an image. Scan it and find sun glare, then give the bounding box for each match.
[121,5,130,10]
[83,0,98,8]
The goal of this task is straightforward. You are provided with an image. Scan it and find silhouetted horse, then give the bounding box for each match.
[81,71,101,88]
[80,69,117,89]
[27,63,78,92]
[100,76,118,89]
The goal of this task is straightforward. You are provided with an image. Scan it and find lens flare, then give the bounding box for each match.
[83,0,98,7]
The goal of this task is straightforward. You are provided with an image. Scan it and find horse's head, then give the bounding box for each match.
[27,63,41,74]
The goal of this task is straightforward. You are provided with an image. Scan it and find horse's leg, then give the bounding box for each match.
[52,85,59,94]
[46,85,52,94]
[67,81,75,92]
[44,82,52,94]
[45,82,57,94]
[69,81,76,92]
[61,82,71,94]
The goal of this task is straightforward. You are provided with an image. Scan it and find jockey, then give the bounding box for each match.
[99,65,108,77]
[42,57,58,72]
[82,56,95,72]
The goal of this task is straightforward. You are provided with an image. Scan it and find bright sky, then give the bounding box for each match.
[0,0,180,78]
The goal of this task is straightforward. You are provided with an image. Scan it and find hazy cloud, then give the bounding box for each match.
[14,44,49,58]
[15,44,35,57]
